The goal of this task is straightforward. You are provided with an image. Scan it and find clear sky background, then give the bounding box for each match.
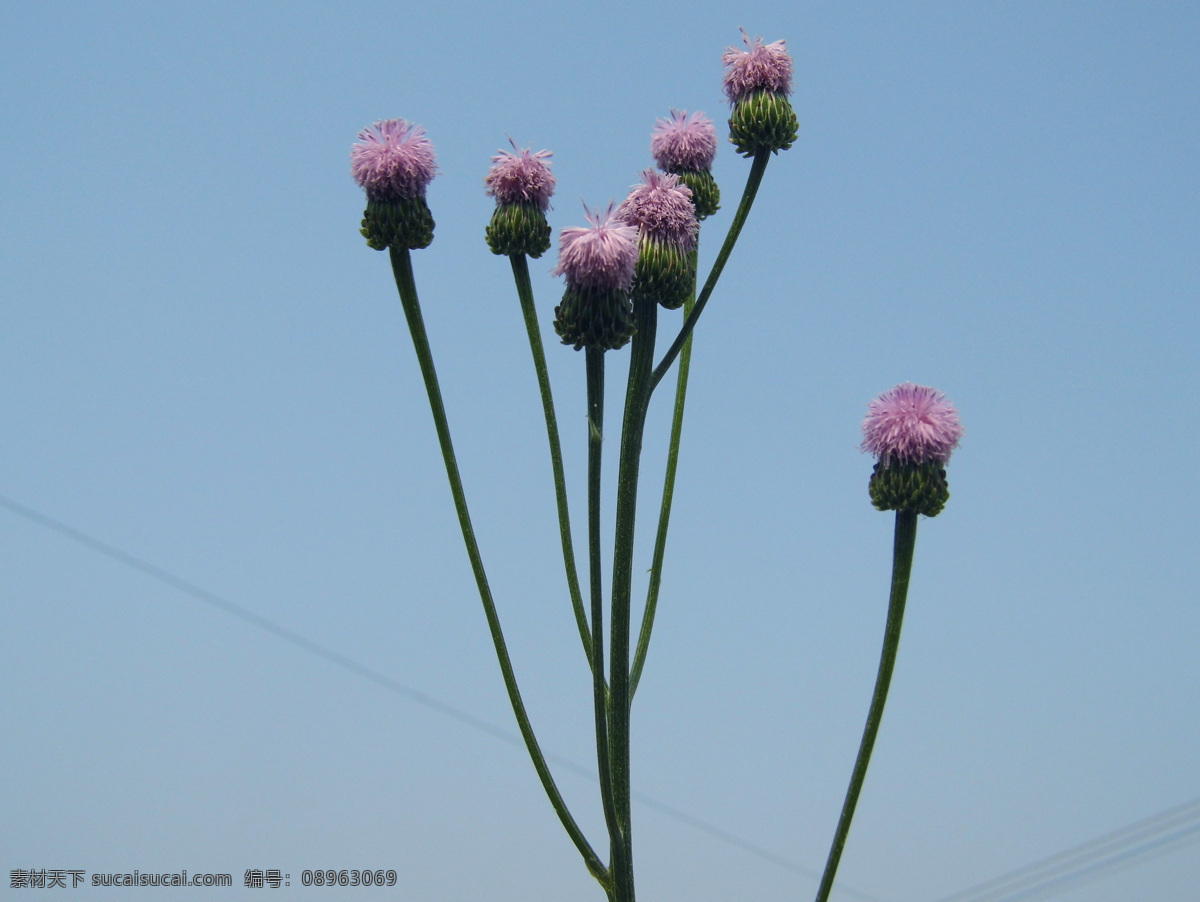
[2,2,1197,900]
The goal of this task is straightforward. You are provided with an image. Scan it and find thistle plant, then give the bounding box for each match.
[350,32,964,902]
[651,109,720,219]
[352,118,437,250]
[619,169,699,311]
[485,140,555,258]
[814,384,964,902]
[552,202,639,352]
[723,28,799,157]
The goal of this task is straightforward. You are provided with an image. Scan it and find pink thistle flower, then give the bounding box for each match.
[351,118,438,202]
[552,202,639,291]
[617,170,699,251]
[485,139,556,212]
[861,383,963,466]
[650,110,718,173]
[722,28,793,104]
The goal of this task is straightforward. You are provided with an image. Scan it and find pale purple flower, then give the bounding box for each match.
[552,202,639,291]
[351,118,438,202]
[861,383,963,465]
[650,110,718,172]
[617,170,698,251]
[485,139,556,212]
[722,28,793,104]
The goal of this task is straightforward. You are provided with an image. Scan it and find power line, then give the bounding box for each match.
[14,492,1194,902]
[0,492,877,902]
[931,794,1200,902]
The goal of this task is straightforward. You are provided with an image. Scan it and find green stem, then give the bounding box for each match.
[387,246,607,889]
[586,346,624,884]
[813,509,919,902]
[629,254,697,701]
[649,149,771,395]
[509,254,592,670]
[609,296,659,902]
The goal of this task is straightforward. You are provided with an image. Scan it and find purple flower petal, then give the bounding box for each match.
[650,110,718,172]
[552,202,639,291]
[861,383,963,465]
[617,170,698,251]
[351,118,438,202]
[485,139,556,212]
[722,28,793,104]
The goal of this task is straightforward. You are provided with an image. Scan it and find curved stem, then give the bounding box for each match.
[629,254,697,701]
[509,254,592,670]
[813,509,919,902]
[586,347,624,881]
[387,246,607,887]
[649,149,771,394]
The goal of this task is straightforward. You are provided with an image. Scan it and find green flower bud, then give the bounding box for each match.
[360,197,435,251]
[485,202,552,258]
[672,168,720,220]
[728,89,799,157]
[553,285,636,352]
[868,459,951,518]
[631,236,695,310]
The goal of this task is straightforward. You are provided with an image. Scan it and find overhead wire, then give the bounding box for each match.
[0,492,877,902]
[930,794,1200,902]
[11,492,1195,902]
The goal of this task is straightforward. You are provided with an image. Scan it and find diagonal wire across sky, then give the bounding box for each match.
[929,794,1200,902]
[5,491,1197,902]
[0,493,877,902]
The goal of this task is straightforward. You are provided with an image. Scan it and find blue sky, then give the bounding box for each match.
[2,2,1197,900]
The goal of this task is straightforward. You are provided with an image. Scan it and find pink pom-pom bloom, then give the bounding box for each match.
[351,118,438,202]
[861,383,963,465]
[485,139,556,212]
[722,29,794,104]
[650,110,718,172]
[552,202,639,291]
[617,170,699,251]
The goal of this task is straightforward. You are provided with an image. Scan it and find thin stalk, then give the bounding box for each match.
[813,509,919,902]
[387,246,607,888]
[608,296,659,902]
[650,149,771,394]
[629,254,697,700]
[509,254,592,670]
[586,346,624,886]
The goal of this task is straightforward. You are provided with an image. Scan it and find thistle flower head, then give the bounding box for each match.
[552,202,639,291]
[617,170,699,251]
[651,110,718,173]
[351,118,438,202]
[485,139,556,212]
[861,383,963,466]
[722,29,793,104]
